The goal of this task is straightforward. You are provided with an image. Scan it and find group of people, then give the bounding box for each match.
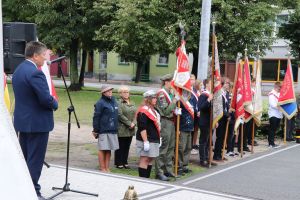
[12,41,296,199]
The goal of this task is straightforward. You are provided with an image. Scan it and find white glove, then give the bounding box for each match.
[143,141,150,152]
[175,107,182,115]
[240,119,244,124]
[174,95,180,101]
[159,137,162,147]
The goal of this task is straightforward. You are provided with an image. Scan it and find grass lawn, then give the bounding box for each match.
[7,83,144,125]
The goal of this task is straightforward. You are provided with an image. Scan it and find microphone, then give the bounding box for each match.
[47,56,66,65]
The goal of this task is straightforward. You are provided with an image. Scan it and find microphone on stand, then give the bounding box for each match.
[47,56,66,65]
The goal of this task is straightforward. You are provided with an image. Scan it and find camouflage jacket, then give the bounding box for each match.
[155,88,176,118]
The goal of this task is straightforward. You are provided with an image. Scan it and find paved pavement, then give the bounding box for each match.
[180,143,300,200]
[40,143,300,200]
[53,79,160,92]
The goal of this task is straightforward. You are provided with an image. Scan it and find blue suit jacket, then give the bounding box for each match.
[12,60,58,132]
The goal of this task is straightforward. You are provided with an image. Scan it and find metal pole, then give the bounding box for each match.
[197,0,212,80]
[0,0,4,101]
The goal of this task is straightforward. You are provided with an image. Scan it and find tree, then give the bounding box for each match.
[279,5,300,62]
[95,0,175,83]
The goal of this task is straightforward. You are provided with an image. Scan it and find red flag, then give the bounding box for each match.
[38,50,58,101]
[278,58,297,119]
[243,56,254,122]
[230,59,245,132]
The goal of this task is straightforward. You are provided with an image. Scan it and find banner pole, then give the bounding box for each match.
[284,118,287,144]
[222,119,230,160]
[174,101,180,176]
[241,124,244,158]
[251,120,255,153]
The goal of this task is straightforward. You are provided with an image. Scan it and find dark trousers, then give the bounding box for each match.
[227,123,234,152]
[286,117,295,139]
[214,120,226,159]
[245,119,256,145]
[19,132,49,196]
[199,126,209,162]
[269,117,281,145]
[114,136,132,166]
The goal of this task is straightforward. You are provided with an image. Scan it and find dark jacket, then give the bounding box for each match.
[12,60,58,132]
[136,111,160,143]
[93,95,118,134]
[180,95,197,132]
[219,90,230,124]
[198,92,211,127]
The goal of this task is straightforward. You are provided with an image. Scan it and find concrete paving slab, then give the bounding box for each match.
[40,165,252,200]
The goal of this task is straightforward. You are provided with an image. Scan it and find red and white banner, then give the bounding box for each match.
[38,50,58,101]
[171,40,193,117]
[253,59,263,126]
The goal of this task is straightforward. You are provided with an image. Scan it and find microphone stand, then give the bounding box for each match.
[48,61,98,199]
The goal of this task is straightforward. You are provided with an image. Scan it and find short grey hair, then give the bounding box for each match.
[118,85,130,94]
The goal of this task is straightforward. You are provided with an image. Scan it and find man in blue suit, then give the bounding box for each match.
[12,41,58,200]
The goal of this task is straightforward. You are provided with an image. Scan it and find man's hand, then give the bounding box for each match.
[92,131,98,139]
[175,107,182,115]
[129,122,135,129]
[207,94,213,102]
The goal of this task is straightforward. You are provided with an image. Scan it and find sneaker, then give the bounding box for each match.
[191,149,198,155]
[192,145,199,149]
[226,152,235,157]
[271,144,280,149]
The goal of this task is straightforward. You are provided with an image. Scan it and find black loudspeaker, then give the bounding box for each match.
[3,22,37,74]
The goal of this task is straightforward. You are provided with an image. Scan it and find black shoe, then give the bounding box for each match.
[286,138,295,142]
[248,141,259,146]
[38,195,47,200]
[177,168,186,176]
[164,172,180,178]
[116,165,124,169]
[200,161,209,168]
[244,147,251,152]
[156,174,169,181]
[123,164,131,169]
[183,168,192,173]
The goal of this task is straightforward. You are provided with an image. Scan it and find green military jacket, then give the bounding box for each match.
[295,95,300,130]
[156,87,176,118]
[117,99,137,137]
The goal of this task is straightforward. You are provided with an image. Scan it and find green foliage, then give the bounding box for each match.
[279,4,300,61]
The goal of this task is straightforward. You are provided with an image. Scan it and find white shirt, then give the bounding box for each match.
[268,89,283,119]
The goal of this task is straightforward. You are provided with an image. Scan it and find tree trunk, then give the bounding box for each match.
[79,49,87,87]
[135,60,144,83]
[192,49,199,78]
[69,38,81,91]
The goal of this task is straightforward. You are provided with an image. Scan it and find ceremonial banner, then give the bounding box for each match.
[172,40,192,93]
[243,56,254,122]
[253,60,263,126]
[230,58,245,132]
[212,35,223,128]
[171,40,193,117]
[278,58,297,119]
[4,73,10,111]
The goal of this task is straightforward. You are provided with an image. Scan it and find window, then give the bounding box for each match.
[261,59,298,82]
[157,53,169,66]
[261,60,278,81]
[118,56,130,65]
[100,52,107,69]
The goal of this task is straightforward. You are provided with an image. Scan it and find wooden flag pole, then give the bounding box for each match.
[251,120,255,153]
[284,118,287,144]
[208,19,216,168]
[241,124,244,158]
[221,119,230,160]
[174,101,180,176]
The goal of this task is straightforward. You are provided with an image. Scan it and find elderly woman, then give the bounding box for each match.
[136,90,160,178]
[114,85,137,169]
[92,85,119,172]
